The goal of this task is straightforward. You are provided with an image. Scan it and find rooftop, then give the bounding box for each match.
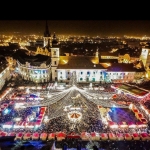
[57,56,105,70]
[16,50,51,66]
[106,63,145,72]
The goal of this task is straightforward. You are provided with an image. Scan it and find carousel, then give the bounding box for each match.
[68,110,82,122]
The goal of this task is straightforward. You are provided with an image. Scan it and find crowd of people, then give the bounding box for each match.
[0,81,150,149]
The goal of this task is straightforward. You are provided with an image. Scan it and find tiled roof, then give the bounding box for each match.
[100,52,118,56]
[16,50,51,66]
[106,63,145,72]
[25,46,37,51]
[99,59,118,63]
[57,56,105,69]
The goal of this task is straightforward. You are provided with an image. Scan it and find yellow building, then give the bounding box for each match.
[35,47,50,56]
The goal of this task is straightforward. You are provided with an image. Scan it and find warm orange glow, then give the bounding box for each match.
[63,60,68,64]
[91,58,99,64]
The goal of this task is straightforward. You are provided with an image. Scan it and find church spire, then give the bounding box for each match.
[44,20,50,37]
[43,20,51,48]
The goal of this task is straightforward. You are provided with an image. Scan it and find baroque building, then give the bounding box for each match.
[16,50,51,83]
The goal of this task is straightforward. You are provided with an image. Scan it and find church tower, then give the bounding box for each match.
[43,20,51,48]
[51,32,60,81]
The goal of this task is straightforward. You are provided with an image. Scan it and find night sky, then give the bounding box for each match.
[0,20,150,37]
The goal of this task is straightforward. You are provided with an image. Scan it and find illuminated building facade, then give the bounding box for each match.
[140,48,150,69]
[35,47,50,56]
[105,63,145,83]
[139,48,150,78]
[57,55,106,83]
[17,51,51,83]
[100,51,140,64]
[57,53,106,82]
[118,54,140,63]
[57,55,145,83]
[0,59,11,90]
[5,56,17,71]
[57,69,106,83]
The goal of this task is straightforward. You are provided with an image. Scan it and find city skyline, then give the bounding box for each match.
[0,20,150,37]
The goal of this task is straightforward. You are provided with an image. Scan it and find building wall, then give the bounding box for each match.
[118,54,139,63]
[106,72,135,83]
[17,61,51,83]
[101,56,118,59]
[57,69,138,83]
[0,66,11,90]
[57,69,106,83]
[134,72,145,79]
[51,48,59,81]
[140,48,150,67]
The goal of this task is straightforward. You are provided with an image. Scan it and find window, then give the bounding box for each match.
[67,78,70,80]
[60,72,62,74]
[81,72,83,74]
[68,72,70,74]
[53,50,56,55]
[55,70,57,72]
[80,78,83,81]
[54,61,57,65]
[93,72,95,74]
